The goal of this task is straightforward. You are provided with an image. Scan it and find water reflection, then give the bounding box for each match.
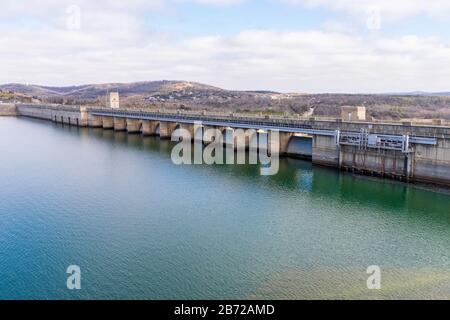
[60,120,450,224]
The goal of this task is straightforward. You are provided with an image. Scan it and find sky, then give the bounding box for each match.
[1,0,450,93]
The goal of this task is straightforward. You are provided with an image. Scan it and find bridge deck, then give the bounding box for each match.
[90,109,437,147]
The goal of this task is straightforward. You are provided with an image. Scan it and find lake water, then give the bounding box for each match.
[1,116,450,299]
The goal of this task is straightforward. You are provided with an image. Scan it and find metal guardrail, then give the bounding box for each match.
[339,132,437,153]
[89,108,320,133]
[16,103,450,128]
[340,132,410,152]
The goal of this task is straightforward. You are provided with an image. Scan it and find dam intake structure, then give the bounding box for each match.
[3,103,450,186]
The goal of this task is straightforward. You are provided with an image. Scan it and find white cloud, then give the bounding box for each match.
[173,0,245,4]
[2,24,450,92]
[281,0,450,23]
[1,0,450,93]
[0,0,166,20]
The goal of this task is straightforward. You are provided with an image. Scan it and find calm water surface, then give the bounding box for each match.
[1,117,450,299]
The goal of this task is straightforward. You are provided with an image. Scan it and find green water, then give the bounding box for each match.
[1,117,450,299]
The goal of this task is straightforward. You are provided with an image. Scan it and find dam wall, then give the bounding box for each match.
[16,104,87,126]
[0,103,18,116]
[311,137,450,186]
[9,103,450,187]
[412,138,450,185]
[338,147,409,178]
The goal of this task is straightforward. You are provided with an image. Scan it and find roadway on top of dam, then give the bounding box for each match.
[89,108,438,146]
[90,108,335,136]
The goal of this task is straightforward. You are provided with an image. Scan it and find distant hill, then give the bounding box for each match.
[0,81,221,99]
[2,81,450,120]
[0,80,289,112]
[383,91,450,97]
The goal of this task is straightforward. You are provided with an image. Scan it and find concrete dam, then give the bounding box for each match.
[3,103,450,186]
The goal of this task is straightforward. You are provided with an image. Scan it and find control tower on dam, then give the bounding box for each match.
[10,103,450,187]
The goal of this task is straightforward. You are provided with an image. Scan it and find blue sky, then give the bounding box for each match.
[143,2,340,37]
[1,0,450,93]
[146,2,449,39]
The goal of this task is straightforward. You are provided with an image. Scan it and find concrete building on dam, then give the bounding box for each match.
[109,92,120,109]
[2,102,450,187]
[341,106,366,122]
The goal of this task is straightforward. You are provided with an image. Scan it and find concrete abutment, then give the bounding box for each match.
[158,121,178,139]
[142,120,158,136]
[126,119,142,134]
[113,118,127,131]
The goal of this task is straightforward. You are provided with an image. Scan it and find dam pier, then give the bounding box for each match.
[2,103,450,186]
